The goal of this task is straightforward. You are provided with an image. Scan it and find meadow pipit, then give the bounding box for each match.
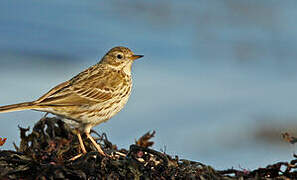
[0,46,143,156]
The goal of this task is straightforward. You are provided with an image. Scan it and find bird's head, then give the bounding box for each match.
[100,46,143,74]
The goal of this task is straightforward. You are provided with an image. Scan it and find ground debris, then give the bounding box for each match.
[135,130,155,148]
[1,117,297,179]
[282,132,297,144]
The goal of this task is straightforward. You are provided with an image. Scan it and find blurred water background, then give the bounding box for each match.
[1,0,297,170]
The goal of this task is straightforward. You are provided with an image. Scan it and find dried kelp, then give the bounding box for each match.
[1,117,297,179]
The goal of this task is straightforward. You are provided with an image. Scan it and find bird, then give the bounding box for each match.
[0,46,143,157]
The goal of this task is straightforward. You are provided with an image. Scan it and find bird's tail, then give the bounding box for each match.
[0,102,36,113]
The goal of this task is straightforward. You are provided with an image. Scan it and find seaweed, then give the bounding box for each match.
[0,117,297,179]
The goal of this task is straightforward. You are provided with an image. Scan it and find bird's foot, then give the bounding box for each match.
[86,132,106,156]
[69,153,83,161]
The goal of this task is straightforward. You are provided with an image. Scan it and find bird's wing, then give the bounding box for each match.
[35,65,118,106]
[35,81,71,103]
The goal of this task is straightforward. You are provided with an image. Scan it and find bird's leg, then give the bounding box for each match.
[85,132,105,156]
[77,131,87,154]
[70,131,87,161]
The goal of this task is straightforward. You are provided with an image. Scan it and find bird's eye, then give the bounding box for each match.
[117,54,123,59]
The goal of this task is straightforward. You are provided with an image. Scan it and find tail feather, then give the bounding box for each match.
[0,102,35,113]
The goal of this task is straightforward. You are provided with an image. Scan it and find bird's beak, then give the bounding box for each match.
[130,55,144,60]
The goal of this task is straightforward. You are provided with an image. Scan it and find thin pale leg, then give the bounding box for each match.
[70,131,87,161]
[77,132,87,154]
[86,132,105,156]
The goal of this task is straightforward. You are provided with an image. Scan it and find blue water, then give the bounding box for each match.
[1,0,297,169]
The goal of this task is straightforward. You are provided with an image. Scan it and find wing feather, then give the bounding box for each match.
[34,65,118,106]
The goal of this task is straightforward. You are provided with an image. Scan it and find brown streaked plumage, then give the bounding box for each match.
[0,46,143,157]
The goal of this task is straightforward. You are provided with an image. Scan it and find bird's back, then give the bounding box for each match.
[33,63,133,126]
